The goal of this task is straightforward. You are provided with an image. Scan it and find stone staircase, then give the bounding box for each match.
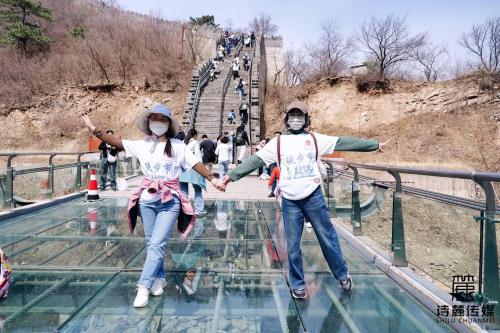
[220,46,254,138]
[191,59,232,140]
[184,41,261,144]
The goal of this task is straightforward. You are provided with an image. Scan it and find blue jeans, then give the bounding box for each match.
[282,186,348,290]
[180,182,204,213]
[138,197,180,288]
[100,158,116,189]
[218,161,229,178]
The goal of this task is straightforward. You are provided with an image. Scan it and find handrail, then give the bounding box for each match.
[219,40,243,136]
[322,158,499,319]
[189,60,213,130]
[247,41,257,150]
[0,152,95,169]
[345,161,500,182]
[0,151,101,210]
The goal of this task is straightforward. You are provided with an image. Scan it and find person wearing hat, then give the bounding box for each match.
[219,101,388,299]
[82,103,224,308]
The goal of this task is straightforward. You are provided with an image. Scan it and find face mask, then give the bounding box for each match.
[149,120,169,136]
[287,114,305,131]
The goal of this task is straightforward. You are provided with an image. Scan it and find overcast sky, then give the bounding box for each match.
[117,0,499,63]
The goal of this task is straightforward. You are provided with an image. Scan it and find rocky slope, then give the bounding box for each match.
[263,76,500,172]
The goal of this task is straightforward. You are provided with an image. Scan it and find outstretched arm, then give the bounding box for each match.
[334,136,389,153]
[82,115,124,151]
[193,162,225,191]
[334,136,379,152]
[222,155,266,187]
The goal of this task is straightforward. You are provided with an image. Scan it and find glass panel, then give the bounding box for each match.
[13,170,52,201]
[324,171,383,221]
[403,194,480,290]
[0,196,463,332]
[7,238,144,269]
[0,199,110,236]
[0,271,116,333]
[127,239,274,273]
[358,186,394,251]
[291,273,456,333]
[53,167,80,198]
[58,272,292,333]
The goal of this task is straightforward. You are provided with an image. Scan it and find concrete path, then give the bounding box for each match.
[99,172,275,201]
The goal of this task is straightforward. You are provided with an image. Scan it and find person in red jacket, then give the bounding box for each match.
[268,166,280,197]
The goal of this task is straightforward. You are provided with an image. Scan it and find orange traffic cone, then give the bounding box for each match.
[88,208,98,234]
[87,169,100,201]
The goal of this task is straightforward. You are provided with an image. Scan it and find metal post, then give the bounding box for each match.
[388,169,407,267]
[473,180,499,324]
[48,154,56,198]
[5,167,14,209]
[5,154,16,208]
[478,210,484,302]
[323,161,337,217]
[75,154,83,189]
[350,166,362,236]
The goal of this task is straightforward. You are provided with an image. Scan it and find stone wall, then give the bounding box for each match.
[264,37,286,85]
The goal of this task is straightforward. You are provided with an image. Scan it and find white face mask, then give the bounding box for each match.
[149,120,169,136]
[287,114,305,131]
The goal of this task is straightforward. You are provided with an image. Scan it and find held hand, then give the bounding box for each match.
[210,178,226,192]
[82,115,96,131]
[378,140,390,153]
[222,175,232,186]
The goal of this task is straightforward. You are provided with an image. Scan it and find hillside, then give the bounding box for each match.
[0,0,221,152]
[263,76,500,172]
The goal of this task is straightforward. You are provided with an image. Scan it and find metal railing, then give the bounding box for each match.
[219,40,243,136]
[0,152,98,209]
[189,60,213,130]
[322,159,500,323]
[247,41,257,149]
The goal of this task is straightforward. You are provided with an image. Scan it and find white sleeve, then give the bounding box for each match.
[313,133,339,155]
[182,144,201,170]
[122,140,143,158]
[256,137,278,166]
[215,145,220,155]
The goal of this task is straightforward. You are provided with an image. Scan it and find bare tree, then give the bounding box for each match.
[86,41,111,83]
[308,19,353,77]
[459,17,500,74]
[284,48,310,86]
[358,14,426,78]
[225,18,234,32]
[248,13,279,37]
[413,44,447,81]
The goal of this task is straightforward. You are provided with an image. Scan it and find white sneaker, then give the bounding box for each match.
[133,285,150,308]
[150,278,167,296]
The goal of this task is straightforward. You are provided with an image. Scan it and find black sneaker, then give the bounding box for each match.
[292,288,306,299]
[268,193,275,197]
[340,275,353,291]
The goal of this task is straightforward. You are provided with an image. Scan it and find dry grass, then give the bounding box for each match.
[0,0,196,107]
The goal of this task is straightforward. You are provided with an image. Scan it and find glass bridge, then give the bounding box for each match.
[0,197,458,332]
